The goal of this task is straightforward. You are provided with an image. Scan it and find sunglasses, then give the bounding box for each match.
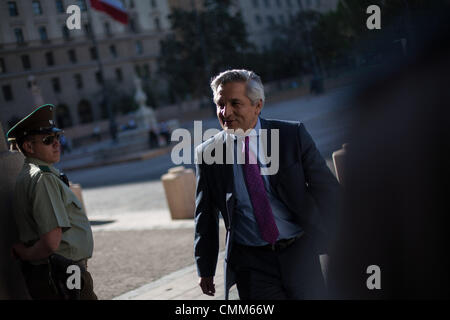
[41,133,62,145]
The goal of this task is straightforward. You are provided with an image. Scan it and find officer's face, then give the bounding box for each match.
[23,133,61,164]
[215,82,262,133]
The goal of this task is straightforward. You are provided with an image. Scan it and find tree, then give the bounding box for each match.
[331,0,450,65]
[158,0,252,101]
[100,81,138,117]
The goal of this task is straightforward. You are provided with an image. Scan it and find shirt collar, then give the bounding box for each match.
[26,157,60,175]
[227,117,261,141]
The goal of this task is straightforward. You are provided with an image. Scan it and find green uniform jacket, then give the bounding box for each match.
[14,157,94,264]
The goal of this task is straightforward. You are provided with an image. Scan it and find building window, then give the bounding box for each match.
[255,15,262,25]
[52,77,61,93]
[104,22,111,36]
[78,0,87,11]
[78,100,93,124]
[134,65,142,77]
[267,15,275,26]
[276,0,282,7]
[74,74,83,89]
[68,49,77,63]
[14,28,24,44]
[0,58,6,74]
[62,25,71,41]
[150,0,157,8]
[129,18,138,33]
[109,45,117,58]
[95,71,103,84]
[252,0,259,8]
[90,47,98,60]
[55,0,65,13]
[129,0,135,9]
[306,0,311,7]
[115,68,123,82]
[21,55,31,70]
[56,104,73,128]
[154,17,161,30]
[45,52,54,66]
[32,1,43,15]
[142,64,150,78]
[136,41,143,55]
[84,23,92,37]
[279,15,285,25]
[264,0,271,8]
[316,0,321,7]
[8,1,19,17]
[286,0,292,7]
[2,85,13,101]
[39,26,48,41]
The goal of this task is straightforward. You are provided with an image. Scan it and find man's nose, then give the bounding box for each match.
[221,104,232,118]
[54,137,61,148]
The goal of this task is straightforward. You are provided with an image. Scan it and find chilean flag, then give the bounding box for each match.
[90,0,128,24]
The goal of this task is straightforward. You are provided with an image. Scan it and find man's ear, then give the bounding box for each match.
[255,99,263,115]
[22,140,34,155]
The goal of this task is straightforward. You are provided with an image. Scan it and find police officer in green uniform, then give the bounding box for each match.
[7,104,97,300]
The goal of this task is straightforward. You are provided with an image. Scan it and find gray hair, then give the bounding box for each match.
[210,69,265,106]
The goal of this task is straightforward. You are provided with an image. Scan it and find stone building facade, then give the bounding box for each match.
[0,0,171,131]
[234,0,338,50]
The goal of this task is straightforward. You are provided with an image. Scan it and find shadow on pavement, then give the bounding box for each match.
[89,220,116,226]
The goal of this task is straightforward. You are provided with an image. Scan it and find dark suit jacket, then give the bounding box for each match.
[194,117,340,299]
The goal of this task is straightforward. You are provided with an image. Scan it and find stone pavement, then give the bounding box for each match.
[60,146,172,172]
[88,211,239,300]
[93,211,328,300]
[113,251,239,300]
[84,157,335,300]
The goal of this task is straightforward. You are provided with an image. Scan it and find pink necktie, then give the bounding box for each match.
[242,136,279,244]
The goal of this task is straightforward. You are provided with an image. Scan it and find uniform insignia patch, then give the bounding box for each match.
[39,165,51,173]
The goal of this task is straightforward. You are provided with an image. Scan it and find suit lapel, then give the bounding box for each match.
[218,131,234,193]
[259,118,277,188]
[218,131,235,224]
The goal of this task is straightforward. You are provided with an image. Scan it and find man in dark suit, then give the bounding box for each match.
[194,69,340,299]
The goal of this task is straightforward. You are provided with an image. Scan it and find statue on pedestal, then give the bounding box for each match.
[134,77,158,132]
[28,75,44,107]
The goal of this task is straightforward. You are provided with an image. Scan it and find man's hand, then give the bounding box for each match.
[11,228,62,262]
[11,243,28,260]
[199,277,215,296]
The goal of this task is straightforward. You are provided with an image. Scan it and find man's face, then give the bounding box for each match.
[23,133,61,164]
[215,82,262,133]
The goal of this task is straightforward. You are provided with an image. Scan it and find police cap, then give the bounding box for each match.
[6,104,62,140]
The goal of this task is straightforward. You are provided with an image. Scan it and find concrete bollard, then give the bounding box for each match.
[332,143,348,185]
[69,183,87,213]
[161,166,196,220]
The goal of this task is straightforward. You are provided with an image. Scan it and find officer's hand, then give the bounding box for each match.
[11,243,27,260]
[199,277,215,296]
[11,247,19,260]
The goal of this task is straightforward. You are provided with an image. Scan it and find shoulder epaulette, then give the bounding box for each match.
[38,165,51,173]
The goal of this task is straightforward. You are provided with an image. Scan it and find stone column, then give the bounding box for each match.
[0,123,29,299]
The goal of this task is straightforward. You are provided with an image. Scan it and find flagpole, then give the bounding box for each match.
[85,0,118,143]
